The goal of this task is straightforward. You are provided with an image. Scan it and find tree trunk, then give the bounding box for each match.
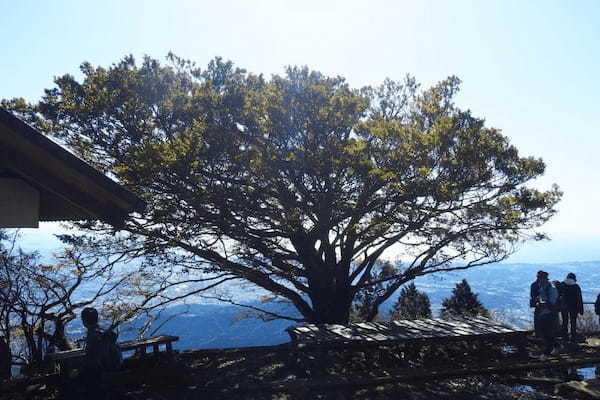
[309,279,353,324]
[296,238,354,324]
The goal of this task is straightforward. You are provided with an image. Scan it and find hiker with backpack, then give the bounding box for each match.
[82,307,122,370]
[69,307,122,399]
[557,273,583,341]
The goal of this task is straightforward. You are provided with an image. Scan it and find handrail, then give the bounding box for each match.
[46,335,178,361]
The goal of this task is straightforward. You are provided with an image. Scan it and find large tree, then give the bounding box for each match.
[2,55,561,324]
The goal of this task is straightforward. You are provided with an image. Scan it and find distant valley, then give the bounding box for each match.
[114,261,600,350]
[15,232,600,351]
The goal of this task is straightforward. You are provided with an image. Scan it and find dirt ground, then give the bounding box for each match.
[2,337,599,399]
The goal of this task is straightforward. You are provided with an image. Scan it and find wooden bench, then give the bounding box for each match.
[46,335,179,366]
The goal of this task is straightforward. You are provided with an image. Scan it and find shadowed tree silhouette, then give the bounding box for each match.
[390,283,432,320]
[440,279,489,318]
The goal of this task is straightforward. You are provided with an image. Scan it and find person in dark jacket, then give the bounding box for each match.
[0,336,10,380]
[74,307,105,400]
[559,273,583,341]
[530,270,545,337]
[595,293,600,324]
[554,280,565,336]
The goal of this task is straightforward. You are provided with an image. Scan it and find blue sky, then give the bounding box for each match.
[2,0,600,262]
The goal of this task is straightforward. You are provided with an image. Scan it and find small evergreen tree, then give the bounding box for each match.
[440,279,489,318]
[390,283,432,320]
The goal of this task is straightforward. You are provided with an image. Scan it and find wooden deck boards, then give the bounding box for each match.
[287,317,529,345]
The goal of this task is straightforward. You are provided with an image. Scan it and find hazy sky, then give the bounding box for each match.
[2,0,599,262]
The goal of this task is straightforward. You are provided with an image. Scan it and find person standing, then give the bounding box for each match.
[0,336,10,380]
[68,307,106,400]
[536,271,559,358]
[595,293,600,324]
[554,279,566,337]
[530,270,545,337]
[559,273,583,341]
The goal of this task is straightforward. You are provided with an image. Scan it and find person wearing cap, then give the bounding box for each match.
[530,270,546,337]
[560,272,583,341]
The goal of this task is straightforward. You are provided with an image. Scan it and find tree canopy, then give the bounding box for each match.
[3,54,561,324]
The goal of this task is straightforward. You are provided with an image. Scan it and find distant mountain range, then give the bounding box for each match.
[103,261,600,351]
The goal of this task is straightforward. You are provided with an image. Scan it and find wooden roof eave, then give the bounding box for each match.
[0,108,146,227]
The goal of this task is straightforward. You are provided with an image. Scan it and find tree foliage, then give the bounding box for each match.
[2,54,561,324]
[350,261,397,322]
[390,283,432,321]
[440,279,489,318]
[0,231,154,374]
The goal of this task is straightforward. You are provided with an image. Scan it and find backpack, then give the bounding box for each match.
[99,329,122,371]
